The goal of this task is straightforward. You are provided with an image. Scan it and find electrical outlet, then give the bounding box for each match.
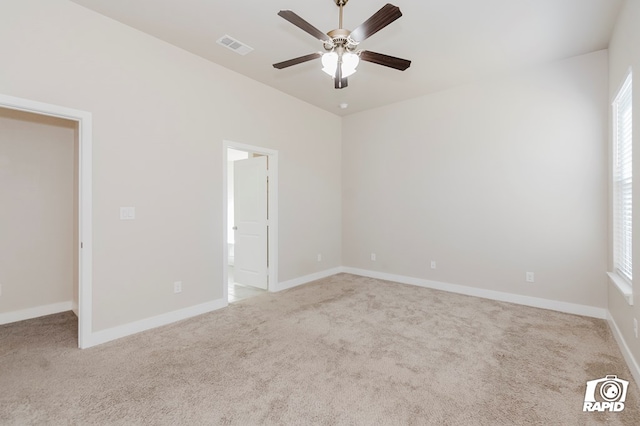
[430,261,436,269]
[634,318,638,339]
[317,254,322,262]
[526,272,535,283]
[174,281,182,294]
[371,253,376,261]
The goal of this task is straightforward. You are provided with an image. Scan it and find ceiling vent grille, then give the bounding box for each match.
[216,35,254,56]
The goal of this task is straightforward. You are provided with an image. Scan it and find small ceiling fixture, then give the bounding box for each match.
[273,0,411,89]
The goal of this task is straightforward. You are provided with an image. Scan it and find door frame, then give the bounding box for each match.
[222,140,278,301]
[0,94,92,348]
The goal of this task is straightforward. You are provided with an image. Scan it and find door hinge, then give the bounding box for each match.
[81,242,83,249]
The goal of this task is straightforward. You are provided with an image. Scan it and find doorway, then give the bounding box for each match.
[223,141,278,303]
[0,94,92,348]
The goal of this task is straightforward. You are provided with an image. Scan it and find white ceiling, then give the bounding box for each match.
[70,0,623,116]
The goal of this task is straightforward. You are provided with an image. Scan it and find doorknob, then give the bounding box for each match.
[232,226,238,230]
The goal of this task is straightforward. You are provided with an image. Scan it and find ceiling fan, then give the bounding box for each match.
[273,0,411,89]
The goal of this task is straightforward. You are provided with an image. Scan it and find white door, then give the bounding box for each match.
[233,156,268,289]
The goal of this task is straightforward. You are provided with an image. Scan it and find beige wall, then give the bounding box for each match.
[0,0,342,331]
[608,0,640,369]
[0,108,75,313]
[342,50,609,308]
[0,0,619,351]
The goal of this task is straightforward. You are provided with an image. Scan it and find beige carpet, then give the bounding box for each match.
[1,273,639,425]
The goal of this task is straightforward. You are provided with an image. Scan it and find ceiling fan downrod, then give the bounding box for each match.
[326,0,356,53]
[336,0,348,29]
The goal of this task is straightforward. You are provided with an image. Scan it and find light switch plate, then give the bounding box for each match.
[120,207,135,220]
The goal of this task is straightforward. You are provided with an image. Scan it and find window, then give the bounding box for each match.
[612,71,633,295]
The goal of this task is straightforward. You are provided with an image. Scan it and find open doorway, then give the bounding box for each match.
[0,94,92,348]
[0,107,77,326]
[223,141,278,303]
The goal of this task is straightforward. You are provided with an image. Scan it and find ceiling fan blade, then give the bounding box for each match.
[349,4,402,43]
[273,52,322,69]
[359,50,411,71]
[278,10,331,42]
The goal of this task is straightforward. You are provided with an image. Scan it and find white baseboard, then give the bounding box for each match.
[84,267,341,347]
[607,312,640,389]
[342,267,607,319]
[85,298,227,348]
[77,266,610,350]
[0,301,73,325]
[270,267,343,292]
[84,267,341,348]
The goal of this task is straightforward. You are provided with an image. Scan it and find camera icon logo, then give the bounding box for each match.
[583,375,628,412]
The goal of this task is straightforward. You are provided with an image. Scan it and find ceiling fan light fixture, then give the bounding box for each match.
[321,51,338,76]
[342,52,360,77]
[273,2,410,88]
[321,51,359,78]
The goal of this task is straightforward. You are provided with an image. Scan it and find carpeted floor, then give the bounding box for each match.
[1,273,639,425]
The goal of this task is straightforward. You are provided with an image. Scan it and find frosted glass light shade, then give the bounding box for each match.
[342,52,359,77]
[321,52,338,76]
[322,52,359,78]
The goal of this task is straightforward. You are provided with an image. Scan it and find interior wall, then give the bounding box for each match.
[342,50,609,309]
[0,0,342,332]
[1,0,614,344]
[607,0,640,370]
[0,108,76,314]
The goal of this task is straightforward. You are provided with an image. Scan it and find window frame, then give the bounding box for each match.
[609,70,633,305]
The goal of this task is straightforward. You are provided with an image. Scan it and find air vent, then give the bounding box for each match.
[216,35,254,56]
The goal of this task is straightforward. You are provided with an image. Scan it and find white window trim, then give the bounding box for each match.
[609,69,633,305]
[608,272,633,306]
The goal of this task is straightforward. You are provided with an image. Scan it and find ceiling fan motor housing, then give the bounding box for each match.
[325,29,358,51]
